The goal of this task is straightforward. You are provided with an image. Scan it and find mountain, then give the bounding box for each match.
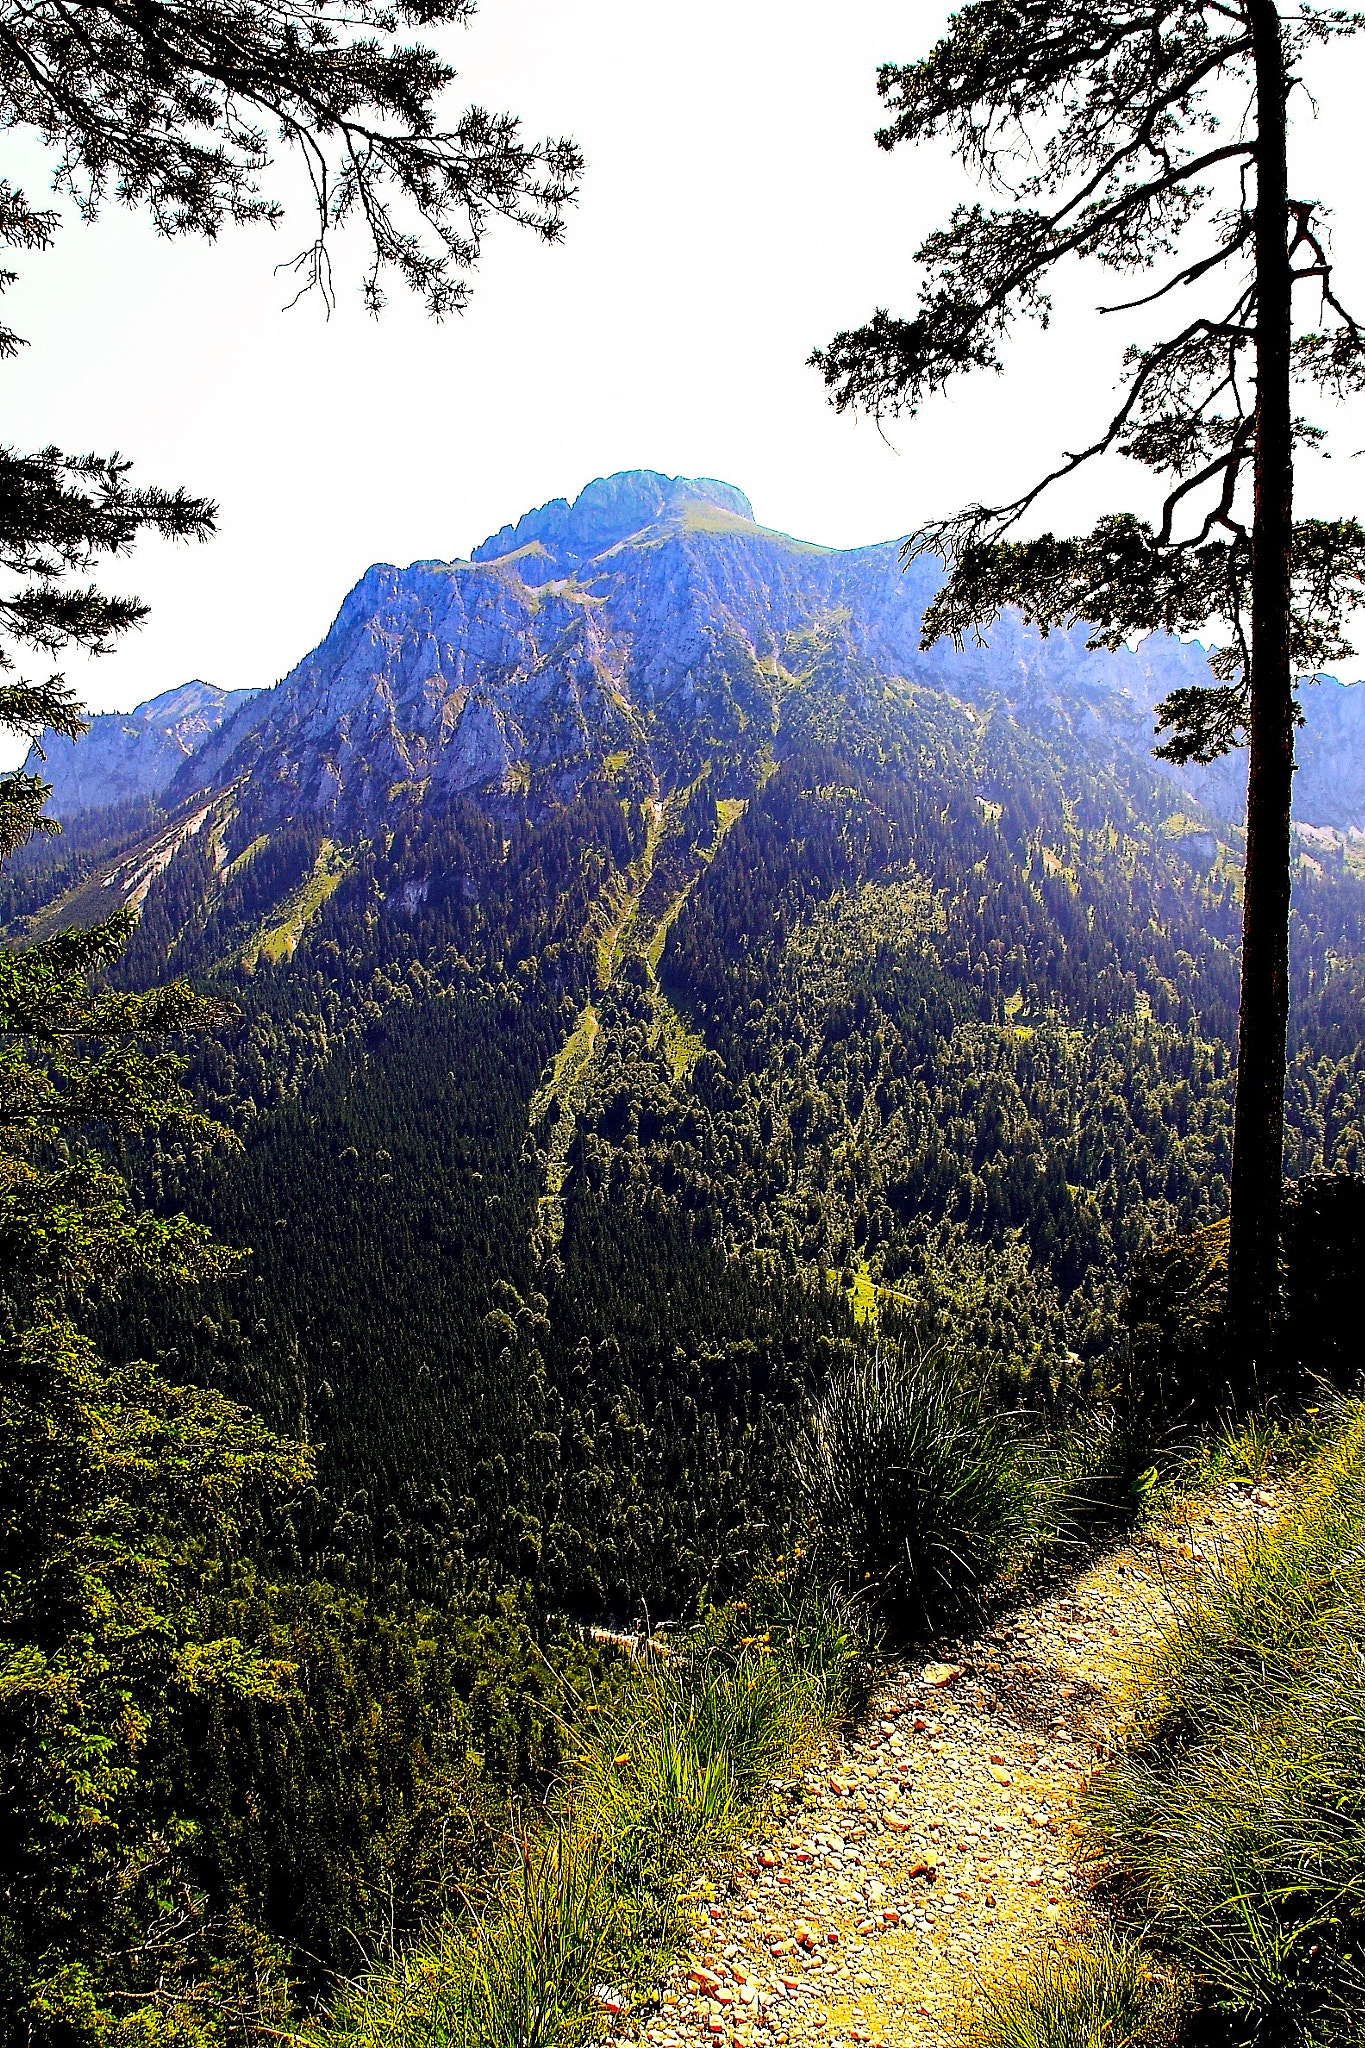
[28,470,1365,835]
[172,509,1346,841]
[469,469,757,573]
[24,679,259,815]
[9,472,1362,2032]
[8,470,1363,1620]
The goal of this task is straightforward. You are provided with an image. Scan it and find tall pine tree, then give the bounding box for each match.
[814,0,1365,1380]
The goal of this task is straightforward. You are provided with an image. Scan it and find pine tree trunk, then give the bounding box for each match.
[1228,0,1294,1383]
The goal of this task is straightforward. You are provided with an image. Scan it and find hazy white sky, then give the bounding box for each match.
[9,0,1365,728]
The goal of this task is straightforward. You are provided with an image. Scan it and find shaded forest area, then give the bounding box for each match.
[6,673,1364,2026]
[75,706,1365,1624]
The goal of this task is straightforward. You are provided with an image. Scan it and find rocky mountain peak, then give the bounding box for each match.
[24,679,259,816]
[25,472,1365,840]
[471,470,755,580]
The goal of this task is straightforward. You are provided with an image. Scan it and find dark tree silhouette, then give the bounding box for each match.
[0,27,579,2028]
[814,0,1365,1378]
[0,0,579,785]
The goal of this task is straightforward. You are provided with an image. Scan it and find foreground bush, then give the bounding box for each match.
[798,1342,1039,1636]
[1120,1170,1365,1422]
[1279,1171,1365,1388]
[1084,1402,1365,2046]
[966,1934,1184,2048]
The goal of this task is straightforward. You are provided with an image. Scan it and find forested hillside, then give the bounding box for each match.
[4,475,1357,1625]
[5,468,1364,2041]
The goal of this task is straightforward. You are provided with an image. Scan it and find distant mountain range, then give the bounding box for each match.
[27,470,1365,836]
[31,679,259,817]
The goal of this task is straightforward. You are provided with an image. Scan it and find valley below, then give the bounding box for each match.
[11,473,1365,1609]
[7,469,1365,2048]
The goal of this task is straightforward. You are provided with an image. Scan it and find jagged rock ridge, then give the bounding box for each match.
[29,472,1365,832]
[26,680,259,815]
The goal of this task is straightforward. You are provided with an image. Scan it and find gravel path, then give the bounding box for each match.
[621,1481,1280,2048]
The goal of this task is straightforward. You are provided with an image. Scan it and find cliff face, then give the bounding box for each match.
[33,472,1365,831]
[25,681,259,816]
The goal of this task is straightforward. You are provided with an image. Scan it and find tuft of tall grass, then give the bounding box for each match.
[1085,1401,1365,2046]
[572,1595,854,1973]
[1120,1397,1365,1740]
[319,1578,861,2048]
[1035,1404,1169,1541]
[323,1831,613,2048]
[965,1934,1185,2048]
[459,1835,613,2048]
[798,1343,1040,1636]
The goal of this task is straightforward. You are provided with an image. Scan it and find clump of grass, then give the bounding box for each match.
[1125,1398,1365,1737]
[576,1637,826,1971]
[1036,1404,1171,1541]
[460,1835,613,2048]
[798,1342,1040,1636]
[966,1934,1186,2048]
[1084,1401,1365,2046]
[320,1580,861,2048]
[1197,1403,1335,1490]
[324,1832,613,2048]
[696,1564,871,1710]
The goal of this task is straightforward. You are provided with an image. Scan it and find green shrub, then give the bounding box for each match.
[1119,1218,1230,1424]
[1119,1173,1365,1425]
[1280,1171,1365,1391]
[1085,1403,1365,2045]
[798,1343,1037,1636]
[966,1934,1184,2048]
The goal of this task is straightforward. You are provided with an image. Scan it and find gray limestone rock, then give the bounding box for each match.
[24,680,259,817]
[43,471,1365,832]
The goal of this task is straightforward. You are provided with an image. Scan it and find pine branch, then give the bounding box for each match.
[0,0,582,313]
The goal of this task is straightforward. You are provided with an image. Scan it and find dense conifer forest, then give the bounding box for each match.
[5,528,1365,2047]
[4,0,1364,2017]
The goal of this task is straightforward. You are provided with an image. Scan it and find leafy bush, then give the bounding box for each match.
[1119,1218,1230,1424]
[1085,1402,1365,2046]
[798,1342,1038,1635]
[0,1319,310,2048]
[1280,1171,1365,1389]
[966,1934,1185,2048]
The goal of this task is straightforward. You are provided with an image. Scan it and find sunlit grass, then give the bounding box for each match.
[320,1575,860,2048]
[1083,1401,1365,2046]
[965,1934,1185,2048]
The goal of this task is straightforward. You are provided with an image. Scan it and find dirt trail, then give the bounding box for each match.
[628,1481,1281,2048]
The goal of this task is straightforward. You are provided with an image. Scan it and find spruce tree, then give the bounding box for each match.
[814,0,1365,1379]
